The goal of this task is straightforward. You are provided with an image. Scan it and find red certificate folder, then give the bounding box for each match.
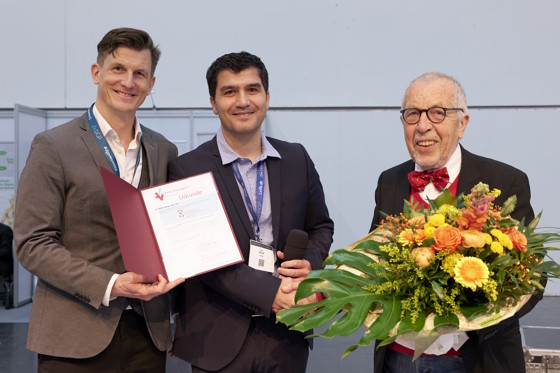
[100,167,243,281]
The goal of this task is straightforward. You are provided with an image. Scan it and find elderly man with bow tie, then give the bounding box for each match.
[369,72,540,373]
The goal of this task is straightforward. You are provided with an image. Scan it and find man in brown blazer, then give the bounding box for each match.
[14,27,183,372]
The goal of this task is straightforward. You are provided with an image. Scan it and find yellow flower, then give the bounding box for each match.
[490,241,504,255]
[483,279,498,302]
[490,229,513,250]
[498,234,514,250]
[490,229,503,238]
[454,257,489,291]
[429,214,446,227]
[424,225,435,239]
[442,253,464,276]
[398,229,416,247]
[490,188,501,198]
[461,229,487,248]
[484,233,493,245]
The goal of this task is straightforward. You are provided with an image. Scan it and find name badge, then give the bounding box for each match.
[248,240,275,273]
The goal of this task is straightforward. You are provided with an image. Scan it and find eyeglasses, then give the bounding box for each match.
[400,107,464,125]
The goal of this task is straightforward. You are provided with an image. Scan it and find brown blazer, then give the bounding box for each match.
[14,113,178,358]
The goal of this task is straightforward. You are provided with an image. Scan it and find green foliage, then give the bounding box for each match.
[277,185,560,359]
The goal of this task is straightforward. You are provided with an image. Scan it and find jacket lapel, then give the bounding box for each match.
[457,145,477,195]
[79,114,115,174]
[140,126,156,186]
[385,160,415,216]
[266,156,281,250]
[210,138,254,240]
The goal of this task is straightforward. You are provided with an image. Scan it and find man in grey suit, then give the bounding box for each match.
[15,27,183,372]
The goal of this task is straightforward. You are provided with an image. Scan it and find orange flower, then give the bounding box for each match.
[410,247,435,268]
[461,229,487,248]
[506,228,528,253]
[433,225,463,253]
[408,215,426,228]
[398,229,425,246]
[458,208,488,230]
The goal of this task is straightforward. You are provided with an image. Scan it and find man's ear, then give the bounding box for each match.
[210,96,218,115]
[458,112,469,139]
[91,64,100,85]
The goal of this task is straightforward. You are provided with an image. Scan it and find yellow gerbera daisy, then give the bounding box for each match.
[454,257,489,291]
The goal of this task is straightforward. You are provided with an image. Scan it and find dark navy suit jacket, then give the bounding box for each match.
[370,146,538,373]
[169,136,334,371]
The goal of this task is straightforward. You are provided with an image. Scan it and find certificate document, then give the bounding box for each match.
[100,167,243,282]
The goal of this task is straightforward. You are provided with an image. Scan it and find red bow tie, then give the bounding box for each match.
[408,167,450,191]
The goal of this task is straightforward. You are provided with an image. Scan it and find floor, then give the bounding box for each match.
[0,298,558,372]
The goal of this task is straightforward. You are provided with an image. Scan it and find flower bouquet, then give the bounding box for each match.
[276,182,560,359]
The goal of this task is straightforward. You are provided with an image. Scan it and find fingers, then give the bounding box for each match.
[272,285,297,313]
[156,275,185,292]
[297,293,318,306]
[112,273,184,301]
[278,259,311,280]
[280,258,310,269]
[277,267,308,279]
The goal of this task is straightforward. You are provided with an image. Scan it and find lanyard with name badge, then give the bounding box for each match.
[86,104,142,180]
[232,160,275,273]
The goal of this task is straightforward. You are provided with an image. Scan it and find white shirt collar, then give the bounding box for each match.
[92,104,142,144]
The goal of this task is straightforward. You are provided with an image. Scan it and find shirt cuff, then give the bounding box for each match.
[102,273,120,307]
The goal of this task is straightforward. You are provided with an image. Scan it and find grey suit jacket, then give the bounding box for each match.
[14,113,178,358]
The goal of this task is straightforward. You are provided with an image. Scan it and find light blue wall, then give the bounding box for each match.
[1,1,559,293]
[1,1,559,108]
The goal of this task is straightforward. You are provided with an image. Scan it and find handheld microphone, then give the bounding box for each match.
[283,229,308,261]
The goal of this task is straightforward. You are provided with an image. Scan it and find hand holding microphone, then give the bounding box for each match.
[282,229,308,261]
[277,229,320,310]
[277,229,311,283]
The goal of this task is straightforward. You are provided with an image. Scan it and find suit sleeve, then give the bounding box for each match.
[300,145,334,270]
[14,133,114,309]
[507,171,542,318]
[507,171,534,223]
[369,172,385,233]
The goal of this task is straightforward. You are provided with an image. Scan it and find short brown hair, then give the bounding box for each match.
[97,27,161,76]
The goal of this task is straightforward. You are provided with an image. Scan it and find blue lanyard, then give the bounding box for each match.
[232,160,265,241]
[86,104,142,180]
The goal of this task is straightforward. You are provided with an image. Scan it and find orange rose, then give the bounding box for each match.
[506,228,528,253]
[433,225,463,253]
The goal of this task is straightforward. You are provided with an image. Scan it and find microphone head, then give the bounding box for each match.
[283,229,308,261]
